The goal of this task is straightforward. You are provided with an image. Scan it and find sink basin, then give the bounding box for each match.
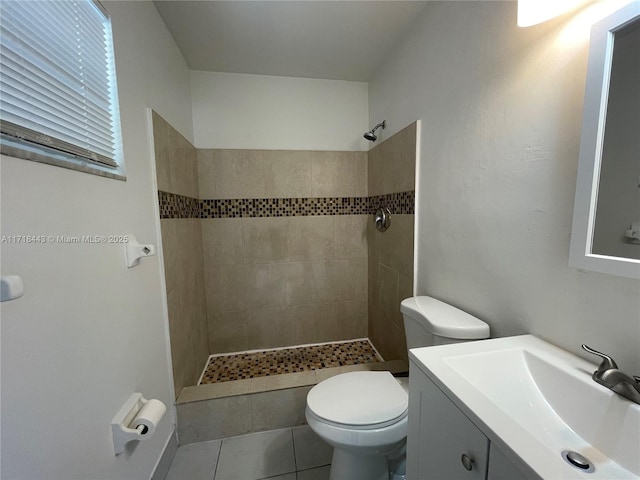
[410,335,640,479]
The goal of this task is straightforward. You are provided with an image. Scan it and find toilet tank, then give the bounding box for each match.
[400,296,490,349]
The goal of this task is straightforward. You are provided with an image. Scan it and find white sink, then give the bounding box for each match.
[410,335,640,479]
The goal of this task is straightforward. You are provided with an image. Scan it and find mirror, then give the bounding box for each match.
[569,1,640,279]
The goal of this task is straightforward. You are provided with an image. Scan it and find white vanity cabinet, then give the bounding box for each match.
[487,443,529,480]
[407,360,531,480]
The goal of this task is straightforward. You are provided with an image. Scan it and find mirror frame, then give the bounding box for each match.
[569,1,640,279]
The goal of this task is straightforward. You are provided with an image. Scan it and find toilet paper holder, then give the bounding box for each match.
[111,393,166,455]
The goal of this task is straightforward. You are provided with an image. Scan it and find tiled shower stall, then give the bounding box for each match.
[152,111,417,402]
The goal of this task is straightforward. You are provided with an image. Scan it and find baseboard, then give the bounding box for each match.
[150,427,178,480]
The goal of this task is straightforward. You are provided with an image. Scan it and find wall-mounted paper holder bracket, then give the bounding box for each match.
[111,393,146,455]
[1,275,24,302]
[125,235,156,268]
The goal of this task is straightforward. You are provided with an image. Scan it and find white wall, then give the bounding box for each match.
[0,2,192,478]
[191,71,369,151]
[369,1,640,369]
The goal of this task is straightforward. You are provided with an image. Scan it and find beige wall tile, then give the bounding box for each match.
[177,395,252,443]
[168,283,207,397]
[242,217,290,264]
[162,218,209,397]
[370,310,395,360]
[310,151,337,197]
[334,215,368,259]
[373,214,414,278]
[354,151,368,197]
[200,148,369,199]
[366,122,416,361]
[152,112,171,193]
[202,218,245,266]
[338,151,368,198]
[289,216,335,261]
[168,125,199,198]
[367,139,386,197]
[312,258,367,303]
[368,122,416,196]
[390,323,409,363]
[264,150,312,198]
[209,310,249,354]
[187,218,207,283]
[267,262,314,307]
[185,141,200,198]
[250,371,317,393]
[152,109,201,197]
[197,149,216,198]
[182,281,208,372]
[290,303,337,345]
[367,254,378,314]
[398,273,414,309]
[378,263,400,324]
[193,312,209,360]
[212,149,266,199]
[160,219,179,293]
[334,301,368,339]
[250,387,311,431]
[310,151,367,198]
[177,379,252,404]
[166,288,185,396]
[247,307,295,349]
[167,125,185,195]
[352,257,368,301]
[381,125,415,195]
[206,264,270,313]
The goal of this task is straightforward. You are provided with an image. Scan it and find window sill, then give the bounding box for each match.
[1,138,126,181]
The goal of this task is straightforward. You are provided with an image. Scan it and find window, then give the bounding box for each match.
[0,0,124,179]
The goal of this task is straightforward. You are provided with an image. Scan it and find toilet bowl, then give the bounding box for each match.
[305,296,490,480]
[305,370,408,480]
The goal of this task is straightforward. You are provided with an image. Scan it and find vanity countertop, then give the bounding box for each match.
[409,335,640,479]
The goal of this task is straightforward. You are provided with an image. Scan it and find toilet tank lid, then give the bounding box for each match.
[400,296,490,339]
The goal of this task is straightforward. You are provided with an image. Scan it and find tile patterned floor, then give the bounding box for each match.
[200,340,381,384]
[166,426,333,480]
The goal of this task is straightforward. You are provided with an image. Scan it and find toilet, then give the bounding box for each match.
[305,296,490,480]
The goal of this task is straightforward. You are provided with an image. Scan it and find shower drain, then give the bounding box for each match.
[561,450,595,473]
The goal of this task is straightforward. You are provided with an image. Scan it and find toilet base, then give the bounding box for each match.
[329,448,390,480]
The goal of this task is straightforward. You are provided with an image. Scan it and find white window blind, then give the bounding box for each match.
[0,0,122,170]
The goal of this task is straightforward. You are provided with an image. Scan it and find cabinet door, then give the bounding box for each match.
[407,365,489,480]
[487,443,531,480]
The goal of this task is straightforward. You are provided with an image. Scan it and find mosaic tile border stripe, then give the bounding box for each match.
[158,190,415,219]
[158,191,200,219]
[370,191,415,215]
[200,339,381,384]
[201,196,371,218]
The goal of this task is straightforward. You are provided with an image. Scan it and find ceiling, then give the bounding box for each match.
[153,1,429,82]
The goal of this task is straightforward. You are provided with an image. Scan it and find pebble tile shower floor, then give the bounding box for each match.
[200,339,381,384]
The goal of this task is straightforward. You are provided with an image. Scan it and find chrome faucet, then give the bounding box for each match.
[582,345,640,405]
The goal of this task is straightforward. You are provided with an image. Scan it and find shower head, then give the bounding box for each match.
[364,131,378,142]
[363,120,386,142]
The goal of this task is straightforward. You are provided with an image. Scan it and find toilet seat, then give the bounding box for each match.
[306,371,408,429]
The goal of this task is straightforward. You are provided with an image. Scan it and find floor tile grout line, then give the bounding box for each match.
[296,465,331,472]
[212,437,223,480]
[291,427,298,473]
